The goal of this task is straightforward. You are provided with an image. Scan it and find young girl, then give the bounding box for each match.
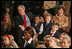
[60,34,71,48]
[59,33,68,43]
[48,37,61,48]
[1,35,18,48]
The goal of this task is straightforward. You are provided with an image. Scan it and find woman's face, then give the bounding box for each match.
[58,9,64,15]
[59,35,64,42]
[2,37,10,45]
[61,39,69,48]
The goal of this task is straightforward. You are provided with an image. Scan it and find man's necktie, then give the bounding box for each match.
[51,33,53,37]
[24,15,27,28]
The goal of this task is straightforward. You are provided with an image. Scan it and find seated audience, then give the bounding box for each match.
[1,2,71,48]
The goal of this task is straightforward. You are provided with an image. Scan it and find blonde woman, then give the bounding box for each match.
[1,13,12,35]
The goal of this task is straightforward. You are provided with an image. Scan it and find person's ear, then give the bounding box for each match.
[69,42,71,47]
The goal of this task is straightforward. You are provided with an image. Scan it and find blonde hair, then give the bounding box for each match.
[50,37,60,46]
[4,13,11,25]
[43,35,51,41]
[63,34,71,43]
[59,33,68,39]
[45,13,52,19]
[38,45,46,48]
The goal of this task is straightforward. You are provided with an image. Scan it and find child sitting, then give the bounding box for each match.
[48,37,61,48]
[32,15,44,41]
[47,23,61,38]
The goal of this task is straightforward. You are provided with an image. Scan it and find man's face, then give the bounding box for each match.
[35,17,40,24]
[17,7,25,16]
[24,32,30,41]
[52,25,59,31]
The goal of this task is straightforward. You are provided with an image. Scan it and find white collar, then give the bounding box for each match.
[35,24,38,26]
[28,38,33,44]
[46,21,50,24]
[51,30,56,35]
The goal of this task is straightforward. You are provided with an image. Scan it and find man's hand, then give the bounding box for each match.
[19,25,25,31]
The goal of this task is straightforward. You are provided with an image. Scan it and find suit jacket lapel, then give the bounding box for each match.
[19,15,24,25]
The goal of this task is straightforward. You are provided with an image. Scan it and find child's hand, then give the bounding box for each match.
[19,25,25,31]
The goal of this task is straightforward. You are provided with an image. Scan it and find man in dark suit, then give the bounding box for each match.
[46,23,61,38]
[43,13,53,36]
[14,5,31,48]
[19,26,36,48]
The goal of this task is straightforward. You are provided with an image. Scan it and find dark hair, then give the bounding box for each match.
[24,26,34,37]
[53,23,59,26]
[57,5,65,12]
[34,14,41,19]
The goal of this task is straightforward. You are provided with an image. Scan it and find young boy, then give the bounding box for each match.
[43,13,53,36]
[32,15,44,41]
[47,23,61,38]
